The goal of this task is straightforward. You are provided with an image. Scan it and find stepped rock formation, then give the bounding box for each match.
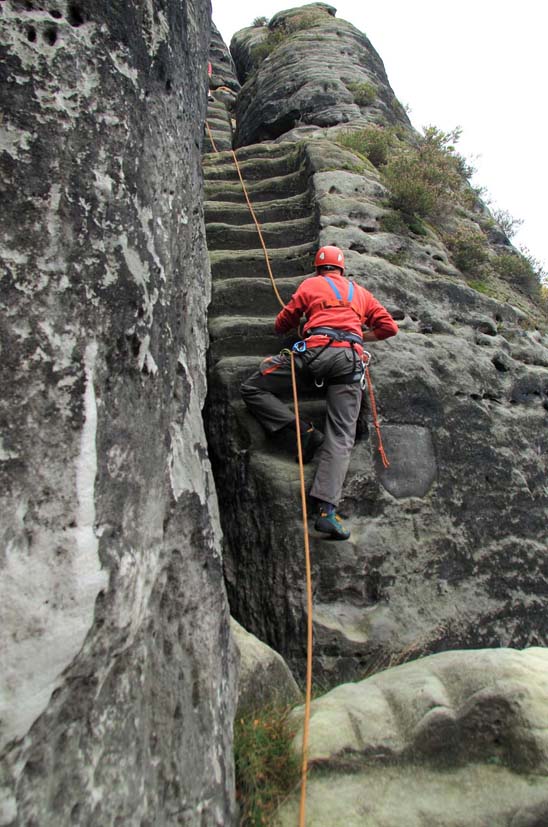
[0,2,235,825]
[277,648,548,826]
[204,4,548,686]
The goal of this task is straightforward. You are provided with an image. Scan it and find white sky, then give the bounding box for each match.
[212,0,547,272]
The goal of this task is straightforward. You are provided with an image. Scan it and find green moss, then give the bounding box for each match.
[235,704,300,826]
[383,250,407,266]
[467,279,496,296]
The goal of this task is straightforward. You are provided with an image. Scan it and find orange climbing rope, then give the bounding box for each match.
[205,119,218,154]
[289,352,314,827]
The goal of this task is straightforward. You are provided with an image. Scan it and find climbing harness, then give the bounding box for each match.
[204,116,390,826]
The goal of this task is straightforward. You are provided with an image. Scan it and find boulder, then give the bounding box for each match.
[231,619,301,715]
[275,648,548,826]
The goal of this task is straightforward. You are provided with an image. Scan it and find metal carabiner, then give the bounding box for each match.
[292,340,307,353]
[315,377,325,388]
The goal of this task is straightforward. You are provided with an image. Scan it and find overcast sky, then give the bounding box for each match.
[211,0,547,272]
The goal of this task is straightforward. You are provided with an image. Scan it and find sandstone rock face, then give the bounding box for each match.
[231,3,411,146]
[204,5,548,687]
[231,619,301,715]
[1,2,236,825]
[276,648,548,826]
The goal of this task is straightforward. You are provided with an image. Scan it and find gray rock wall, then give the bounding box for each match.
[0,2,236,825]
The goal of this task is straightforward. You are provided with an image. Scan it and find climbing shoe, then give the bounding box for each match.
[298,427,324,464]
[314,510,351,540]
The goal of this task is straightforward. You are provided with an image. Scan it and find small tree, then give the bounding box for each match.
[492,208,523,239]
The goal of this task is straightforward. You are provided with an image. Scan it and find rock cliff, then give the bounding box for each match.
[204,4,548,686]
[0,2,235,825]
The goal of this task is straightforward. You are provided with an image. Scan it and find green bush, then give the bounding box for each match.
[379,210,409,234]
[383,126,473,220]
[251,11,323,63]
[252,16,268,26]
[446,226,489,273]
[283,10,324,32]
[235,704,300,826]
[335,125,396,168]
[346,80,377,107]
[492,250,541,297]
[251,29,286,62]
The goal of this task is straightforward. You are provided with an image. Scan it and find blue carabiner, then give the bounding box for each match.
[292,340,307,353]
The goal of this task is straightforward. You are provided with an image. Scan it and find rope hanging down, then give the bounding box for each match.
[364,366,390,468]
[288,351,314,827]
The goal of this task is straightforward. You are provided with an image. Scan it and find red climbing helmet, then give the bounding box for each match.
[314,245,345,272]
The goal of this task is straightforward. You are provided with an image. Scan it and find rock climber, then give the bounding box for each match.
[240,245,398,540]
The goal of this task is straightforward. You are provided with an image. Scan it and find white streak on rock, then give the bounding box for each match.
[76,342,100,547]
[109,50,139,85]
[0,341,108,750]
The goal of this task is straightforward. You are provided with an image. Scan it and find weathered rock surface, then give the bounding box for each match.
[204,5,548,687]
[275,648,548,826]
[231,3,411,146]
[1,2,236,825]
[231,619,301,715]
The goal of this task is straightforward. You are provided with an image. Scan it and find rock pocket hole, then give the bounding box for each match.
[165,79,173,94]
[68,3,85,26]
[43,26,58,45]
[49,9,62,18]
[27,25,37,42]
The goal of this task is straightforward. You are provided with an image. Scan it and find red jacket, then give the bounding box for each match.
[274,273,398,351]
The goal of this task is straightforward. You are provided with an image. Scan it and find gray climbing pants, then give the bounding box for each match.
[240,346,362,506]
